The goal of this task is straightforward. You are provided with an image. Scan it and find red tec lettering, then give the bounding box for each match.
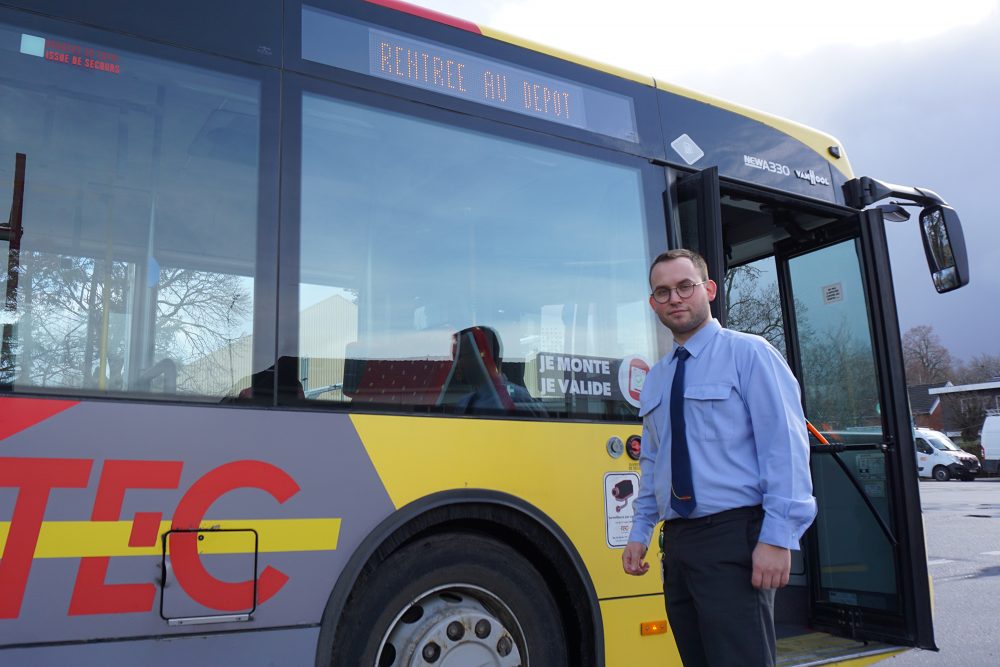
[168,460,299,611]
[68,460,184,616]
[0,458,92,619]
[0,457,300,618]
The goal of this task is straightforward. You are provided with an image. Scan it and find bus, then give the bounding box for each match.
[0,0,970,664]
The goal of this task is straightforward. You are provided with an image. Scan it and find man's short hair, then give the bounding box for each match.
[649,249,709,286]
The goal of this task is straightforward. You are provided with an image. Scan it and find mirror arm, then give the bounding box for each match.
[843,176,947,209]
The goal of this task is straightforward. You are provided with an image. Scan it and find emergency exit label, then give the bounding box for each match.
[20,33,121,75]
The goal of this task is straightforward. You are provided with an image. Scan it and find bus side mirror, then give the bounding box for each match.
[919,205,969,293]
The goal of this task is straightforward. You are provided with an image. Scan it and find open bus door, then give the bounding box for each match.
[775,207,935,650]
[672,167,936,655]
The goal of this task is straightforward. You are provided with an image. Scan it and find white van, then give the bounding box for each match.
[981,412,1000,473]
[913,427,980,481]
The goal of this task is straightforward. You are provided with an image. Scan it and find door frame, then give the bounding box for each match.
[673,167,726,325]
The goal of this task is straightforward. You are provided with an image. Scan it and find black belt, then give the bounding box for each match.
[663,505,763,529]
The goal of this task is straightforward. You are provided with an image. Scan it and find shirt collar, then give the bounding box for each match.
[673,318,721,360]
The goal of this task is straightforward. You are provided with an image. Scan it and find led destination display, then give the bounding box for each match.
[370,29,584,132]
[302,6,637,142]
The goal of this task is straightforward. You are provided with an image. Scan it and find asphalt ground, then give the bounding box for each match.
[883,476,1000,666]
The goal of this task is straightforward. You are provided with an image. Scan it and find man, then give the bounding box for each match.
[622,249,816,667]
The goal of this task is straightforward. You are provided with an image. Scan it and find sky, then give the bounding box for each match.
[407,0,1000,365]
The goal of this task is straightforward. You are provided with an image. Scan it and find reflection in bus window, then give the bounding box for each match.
[297,94,656,418]
[724,256,787,357]
[0,23,260,398]
[790,240,881,434]
[922,211,955,271]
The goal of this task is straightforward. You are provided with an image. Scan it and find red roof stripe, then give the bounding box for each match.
[364,0,482,35]
[0,397,78,442]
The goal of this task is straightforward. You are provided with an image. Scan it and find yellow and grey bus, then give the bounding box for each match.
[0,0,970,664]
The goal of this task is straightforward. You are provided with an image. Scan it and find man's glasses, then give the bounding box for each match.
[650,280,707,303]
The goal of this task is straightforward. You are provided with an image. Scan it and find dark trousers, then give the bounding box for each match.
[662,506,776,667]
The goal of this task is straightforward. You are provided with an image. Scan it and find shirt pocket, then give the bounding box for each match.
[684,383,739,444]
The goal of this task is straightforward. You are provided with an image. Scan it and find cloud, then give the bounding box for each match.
[724,13,1000,362]
[443,0,999,78]
[411,0,999,361]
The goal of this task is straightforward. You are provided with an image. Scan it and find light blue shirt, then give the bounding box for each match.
[628,319,817,550]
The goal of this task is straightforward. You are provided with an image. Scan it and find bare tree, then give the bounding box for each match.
[724,264,786,352]
[799,317,880,430]
[11,251,251,395]
[954,353,1000,385]
[155,267,252,392]
[938,353,1000,442]
[940,393,992,442]
[902,325,953,384]
[18,253,128,388]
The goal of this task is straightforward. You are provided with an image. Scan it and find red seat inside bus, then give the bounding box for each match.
[342,327,515,408]
[342,357,453,405]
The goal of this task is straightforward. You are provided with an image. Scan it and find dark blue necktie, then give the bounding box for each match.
[670,346,696,517]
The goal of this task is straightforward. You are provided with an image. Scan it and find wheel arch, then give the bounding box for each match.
[314,489,603,666]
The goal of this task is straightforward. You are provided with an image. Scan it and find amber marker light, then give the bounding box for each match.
[640,620,668,636]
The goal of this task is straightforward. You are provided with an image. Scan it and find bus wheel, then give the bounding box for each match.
[932,466,951,482]
[329,533,568,666]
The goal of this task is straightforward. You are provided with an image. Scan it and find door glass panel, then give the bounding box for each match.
[296,93,657,419]
[791,241,881,434]
[788,240,898,610]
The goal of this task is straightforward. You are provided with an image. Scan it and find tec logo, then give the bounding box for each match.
[0,457,340,619]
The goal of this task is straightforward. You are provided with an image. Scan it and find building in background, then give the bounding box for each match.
[928,379,1000,440]
[907,382,949,431]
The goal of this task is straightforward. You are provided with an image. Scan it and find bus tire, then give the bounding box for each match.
[328,532,569,667]
[932,466,951,482]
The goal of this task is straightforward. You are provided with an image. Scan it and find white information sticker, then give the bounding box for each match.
[605,472,640,548]
[822,282,844,304]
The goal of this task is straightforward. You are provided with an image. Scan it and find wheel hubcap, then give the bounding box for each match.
[378,585,525,667]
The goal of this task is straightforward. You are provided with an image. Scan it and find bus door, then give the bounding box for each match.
[672,169,934,649]
[774,207,935,649]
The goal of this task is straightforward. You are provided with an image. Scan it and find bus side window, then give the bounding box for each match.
[294,93,657,419]
[0,22,266,400]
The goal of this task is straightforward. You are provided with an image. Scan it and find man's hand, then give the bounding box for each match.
[751,542,791,589]
[622,541,650,576]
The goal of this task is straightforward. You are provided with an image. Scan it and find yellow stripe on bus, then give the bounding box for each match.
[0,518,341,558]
[477,26,851,176]
[478,26,655,86]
